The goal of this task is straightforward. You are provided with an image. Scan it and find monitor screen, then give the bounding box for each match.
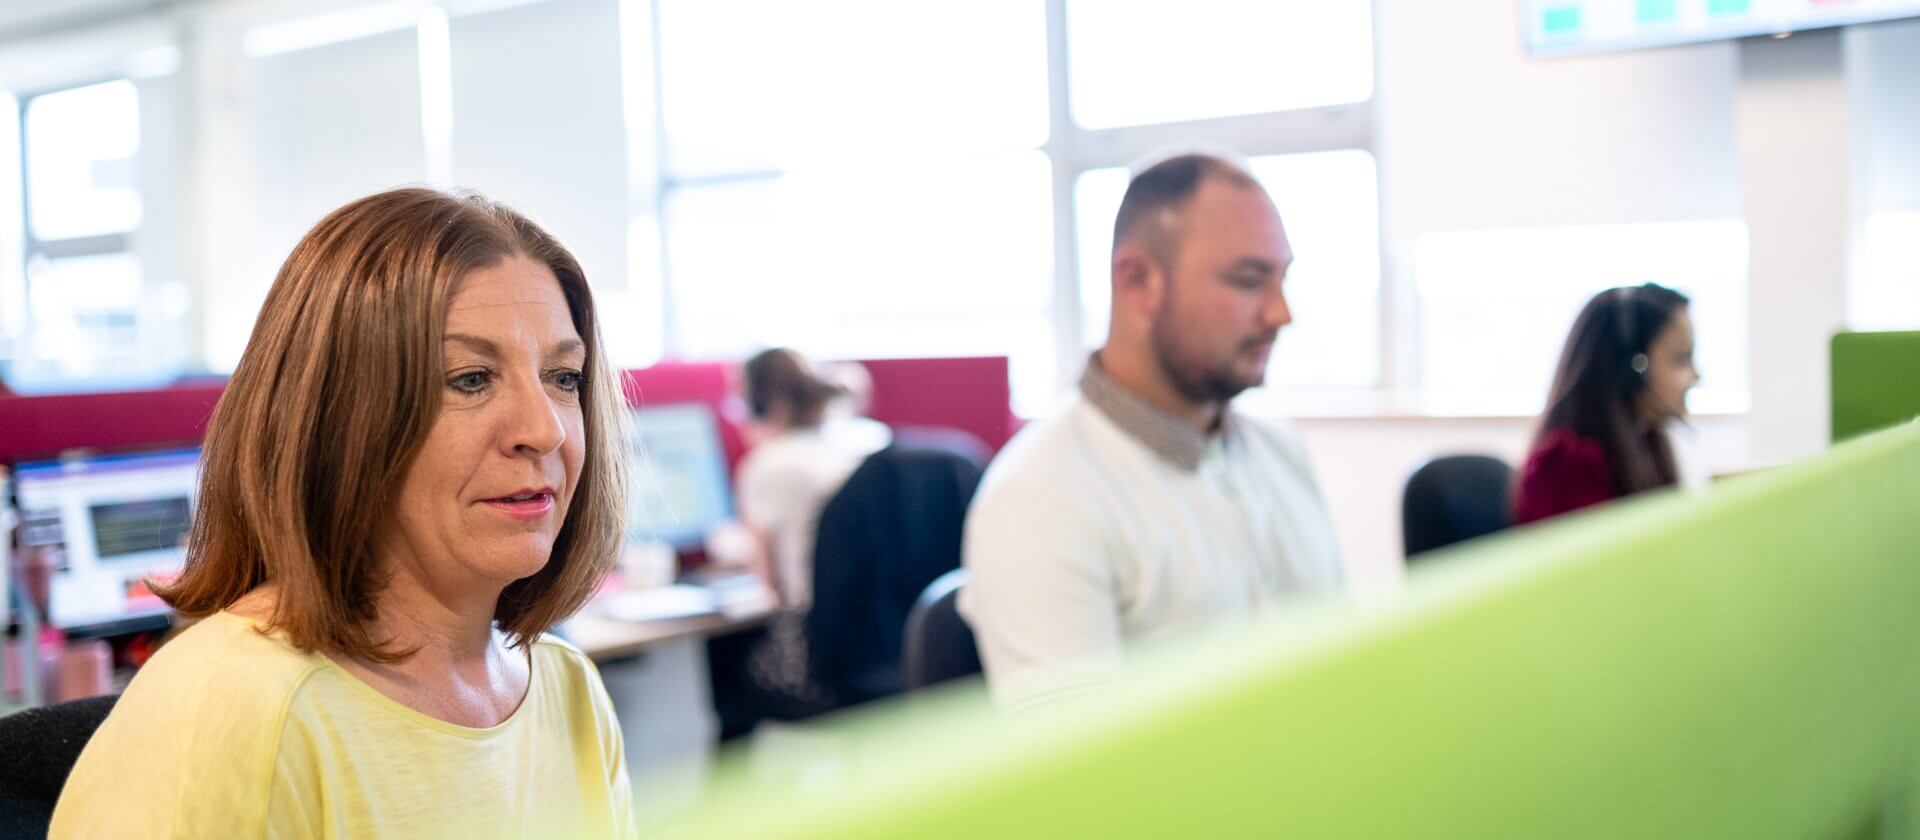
[1524,0,1920,56]
[628,404,733,550]
[12,448,200,628]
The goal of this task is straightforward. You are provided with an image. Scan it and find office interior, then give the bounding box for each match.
[3,0,1920,835]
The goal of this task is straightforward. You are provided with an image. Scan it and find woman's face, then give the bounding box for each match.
[1638,308,1699,423]
[384,256,588,593]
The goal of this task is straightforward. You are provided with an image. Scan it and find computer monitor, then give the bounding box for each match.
[12,448,200,629]
[1831,331,1920,443]
[628,404,733,550]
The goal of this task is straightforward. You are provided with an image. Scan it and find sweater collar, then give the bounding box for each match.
[1078,354,1227,473]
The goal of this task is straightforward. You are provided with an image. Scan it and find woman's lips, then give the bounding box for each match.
[480,492,554,521]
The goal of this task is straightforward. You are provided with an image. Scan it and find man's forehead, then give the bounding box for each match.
[1179,182,1289,257]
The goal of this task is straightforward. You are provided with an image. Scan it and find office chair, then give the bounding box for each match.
[0,693,119,836]
[807,444,984,710]
[903,569,981,691]
[1403,454,1515,560]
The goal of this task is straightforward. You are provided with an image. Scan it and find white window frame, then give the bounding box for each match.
[9,78,144,385]
[633,0,1387,414]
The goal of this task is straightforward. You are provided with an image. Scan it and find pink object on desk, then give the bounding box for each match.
[55,639,114,702]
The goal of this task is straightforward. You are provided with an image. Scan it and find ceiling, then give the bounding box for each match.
[0,0,184,43]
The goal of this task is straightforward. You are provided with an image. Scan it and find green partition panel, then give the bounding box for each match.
[678,420,1920,839]
[1833,331,1920,443]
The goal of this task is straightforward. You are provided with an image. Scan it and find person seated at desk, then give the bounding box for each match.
[1513,283,1700,525]
[725,348,887,714]
[51,188,638,838]
[961,152,1345,711]
[735,347,889,607]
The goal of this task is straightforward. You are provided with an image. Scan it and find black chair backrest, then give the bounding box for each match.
[807,444,984,708]
[903,569,980,691]
[1403,454,1515,560]
[0,694,119,837]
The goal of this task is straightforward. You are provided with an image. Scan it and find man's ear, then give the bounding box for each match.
[1112,242,1167,319]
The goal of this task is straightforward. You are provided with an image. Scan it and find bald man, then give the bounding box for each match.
[960,153,1345,710]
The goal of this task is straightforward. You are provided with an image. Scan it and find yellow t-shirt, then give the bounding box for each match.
[50,610,638,839]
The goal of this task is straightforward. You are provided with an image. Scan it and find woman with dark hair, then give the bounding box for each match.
[1513,283,1700,525]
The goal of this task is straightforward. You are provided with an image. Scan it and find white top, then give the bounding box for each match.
[960,362,1344,710]
[736,416,890,605]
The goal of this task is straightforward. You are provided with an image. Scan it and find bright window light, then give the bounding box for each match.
[24,81,142,241]
[1066,0,1373,129]
[657,0,1049,177]
[1075,150,1382,390]
[663,151,1056,411]
[1415,220,1751,412]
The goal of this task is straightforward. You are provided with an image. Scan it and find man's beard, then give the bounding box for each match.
[1149,316,1264,404]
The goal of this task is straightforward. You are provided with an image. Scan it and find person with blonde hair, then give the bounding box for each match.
[52,188,637,838]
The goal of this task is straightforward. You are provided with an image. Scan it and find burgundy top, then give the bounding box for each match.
[1512,427,1618,526]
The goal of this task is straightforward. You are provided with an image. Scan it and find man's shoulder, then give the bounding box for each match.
[978,399,1118,491]
[1226,408,1314,463]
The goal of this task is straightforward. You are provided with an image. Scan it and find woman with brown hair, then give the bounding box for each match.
[51,188,636,838]
[736,348,888,606]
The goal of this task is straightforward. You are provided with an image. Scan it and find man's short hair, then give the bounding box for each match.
[1111,153,1261,264]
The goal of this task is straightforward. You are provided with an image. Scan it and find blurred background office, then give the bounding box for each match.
[4,0,1920,830]
[2,0,1919,577]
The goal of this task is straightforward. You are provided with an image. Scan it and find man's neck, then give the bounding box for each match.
[1093,346,1223,436]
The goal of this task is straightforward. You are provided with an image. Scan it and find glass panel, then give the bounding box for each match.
[0,90,23,376]
[1075,150,1382,390]
[657,0,1049,177]
[663,151,1056,411]
[25,80,142,241]
[1414,220,1750,411]
[18,253,155,383]
[1851,212,1920,332]
[1066,0,1373,129]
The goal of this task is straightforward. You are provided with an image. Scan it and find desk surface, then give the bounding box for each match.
[566,606,773,662]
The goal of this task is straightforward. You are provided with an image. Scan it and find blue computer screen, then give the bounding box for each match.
[12,447,201,627]
[628,404,733,550]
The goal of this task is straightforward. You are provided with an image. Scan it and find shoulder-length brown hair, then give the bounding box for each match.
[159,187,629,661]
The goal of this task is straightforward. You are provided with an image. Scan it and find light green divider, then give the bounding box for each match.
[1833,331,1920,443]
[677,420,1920,839]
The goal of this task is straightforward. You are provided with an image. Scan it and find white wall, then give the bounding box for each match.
[448,0,629,298]
[1851,18,1920,215]
[1374,0,1742,236]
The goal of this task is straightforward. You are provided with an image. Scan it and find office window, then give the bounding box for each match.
[654,0,1057,409]
[1414,220,1751,414]
[641,0,1376,415]
[1851,212,1920,332]
[664,152,1055,402]
[0,91,22,378]
[1075,150,1381,390]
[11,80,167,388]
[656,0,1048,177]
[1065,0,1373,129]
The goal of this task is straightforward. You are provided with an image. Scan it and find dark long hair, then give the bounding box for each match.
[1536,283,1691,496]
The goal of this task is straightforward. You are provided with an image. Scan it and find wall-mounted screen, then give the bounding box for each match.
[1524,0,1920,56]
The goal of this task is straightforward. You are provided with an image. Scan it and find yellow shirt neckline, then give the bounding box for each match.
[209,609,540,740]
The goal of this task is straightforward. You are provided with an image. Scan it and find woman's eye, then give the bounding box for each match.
[553,370,584,392]
[450,371,489,393]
